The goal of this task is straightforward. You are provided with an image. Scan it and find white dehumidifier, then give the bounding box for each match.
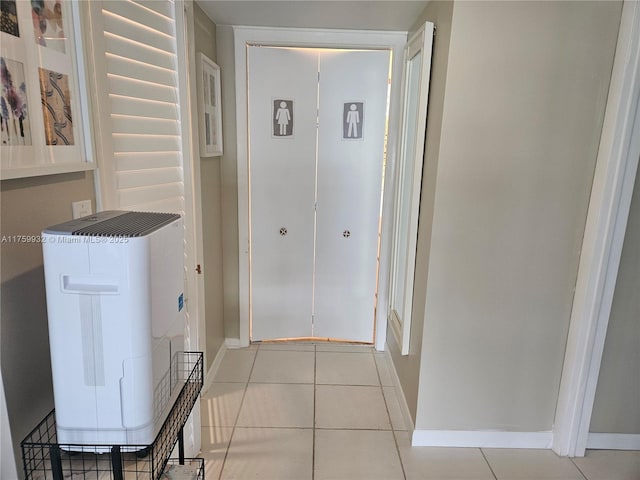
[42,211,184,447]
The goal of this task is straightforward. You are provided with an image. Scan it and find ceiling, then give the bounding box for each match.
[197,1,429,31]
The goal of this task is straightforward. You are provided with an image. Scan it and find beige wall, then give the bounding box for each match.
[216,25,241,340]
[194,2,226,369]
[1,172,96,477]
[401,0,621,432]
[590,164,640,434]
[388,0,454,424]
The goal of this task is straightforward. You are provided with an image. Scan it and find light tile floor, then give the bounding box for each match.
[199,343,640,480]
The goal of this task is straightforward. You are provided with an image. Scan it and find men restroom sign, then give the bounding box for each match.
[343,102,364,140]
[273,99,294,137]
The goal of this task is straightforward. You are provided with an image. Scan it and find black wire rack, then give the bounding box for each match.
[21,352,203,480]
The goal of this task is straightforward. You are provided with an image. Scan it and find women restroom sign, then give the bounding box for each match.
[273,99,294,137]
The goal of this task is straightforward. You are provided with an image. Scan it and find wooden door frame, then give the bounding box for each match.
[233,26,407,349]
[552,0,640,456]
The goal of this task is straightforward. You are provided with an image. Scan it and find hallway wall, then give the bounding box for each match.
[388,0,454,424]
[590,163,640,434]
[194,2,226,370]
[1,172,96,477]
[401,0,622,433]
[215,24,241,341]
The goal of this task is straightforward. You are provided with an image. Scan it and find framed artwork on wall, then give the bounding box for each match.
[196,52,222,157]
[0,0,93,179]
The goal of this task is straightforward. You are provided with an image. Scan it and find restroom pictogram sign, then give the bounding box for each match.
[343,102,364,140]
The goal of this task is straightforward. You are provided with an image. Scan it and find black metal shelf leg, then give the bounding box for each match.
[49,446,63,480]
[178,427,184,465]
[111,445,123,480]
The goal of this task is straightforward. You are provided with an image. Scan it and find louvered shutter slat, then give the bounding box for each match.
[107,0,174,37]
[103,11,175,54]
[111,116,179,136]
[134,198,184,215]
[112,134,180,153]
[115,152,182,171]
[116,167,182,189]
[108,75,177,104]
[119,183,184,208]
[105,34,175,71]
[109,95,178,121]
[107,55,175,87]
[136,0,174,19]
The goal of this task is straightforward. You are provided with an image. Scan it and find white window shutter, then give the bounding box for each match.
[87,0,184,214]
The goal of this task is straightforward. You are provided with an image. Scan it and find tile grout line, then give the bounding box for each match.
[569,456,590,480]
[312,343,317,480]
[216,347,259,480]
[315,350,373,354]
[479,448,499,480]
[244,381,315,385]
[211,425,399,431]
[374,350,407,480]
[216,425,312,430]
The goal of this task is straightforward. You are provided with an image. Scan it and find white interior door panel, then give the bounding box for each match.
[313,50,390,342]
[248,47,318,340]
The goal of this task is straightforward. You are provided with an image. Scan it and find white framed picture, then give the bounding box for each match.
[0,0,92,179]
[197,53,223,157]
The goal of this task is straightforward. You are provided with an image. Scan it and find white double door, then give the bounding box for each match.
[249,46,390,342]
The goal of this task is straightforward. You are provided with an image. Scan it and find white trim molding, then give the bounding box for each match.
[586,433,640,451]
[384,347,415,432]
[412,430,554,449]
[175,0,204,459]
[233,26,407,350]
[587,433,640,450]
[553,0,640,457]
[203,342,228,393]
[388,22,434,356]
[224,338,243,349]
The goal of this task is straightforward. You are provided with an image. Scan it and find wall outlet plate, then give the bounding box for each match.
[72,200,93,219]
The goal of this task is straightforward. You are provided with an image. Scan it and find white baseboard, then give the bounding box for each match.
[203,342,228,393]
[382,344,555,450]
[411,430,554,449]
[224,338,242,349]
[586,433,640,450]
[383,346,415,432]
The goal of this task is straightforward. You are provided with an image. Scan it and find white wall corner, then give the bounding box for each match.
[224,338,243,349]
[204,342,229,392]
[384,347,415,433]
[184,402,201,458]
[411,430,554,449]
[552,0,640,458]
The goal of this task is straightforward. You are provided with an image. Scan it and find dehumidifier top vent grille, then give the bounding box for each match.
[71,212,181,237]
